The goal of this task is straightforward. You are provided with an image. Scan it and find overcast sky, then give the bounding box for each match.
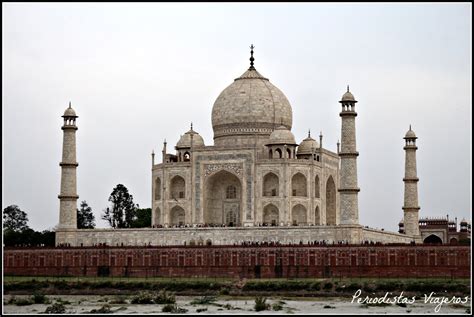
[2,3,471,232]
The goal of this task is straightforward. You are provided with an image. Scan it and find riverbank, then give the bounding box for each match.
[3,294,471,314]
[4,276,470,298]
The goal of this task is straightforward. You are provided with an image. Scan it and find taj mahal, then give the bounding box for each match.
[56,46,423,246]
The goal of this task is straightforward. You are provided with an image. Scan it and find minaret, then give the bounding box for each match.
[338,86,360,225]
[58,102,79,230]
[402,125,420,237]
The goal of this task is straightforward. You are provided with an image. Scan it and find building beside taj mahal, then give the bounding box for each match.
[56,47,425,247]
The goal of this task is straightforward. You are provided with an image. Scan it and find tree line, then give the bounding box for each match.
[3,184,151,246]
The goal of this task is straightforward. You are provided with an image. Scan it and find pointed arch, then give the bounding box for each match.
[263,172,279,197]
[326,175,336,225]
[315,175,320,198]
[204,170,241,226]
[170,206,185,226]
[314,206,320,225]
[170,175,185,199]
[263,204,279,226]
[292,204,307,226]
[423,234,443,244]
[275,148,282,158]
[154,178,161,200]
[291,173,307,197]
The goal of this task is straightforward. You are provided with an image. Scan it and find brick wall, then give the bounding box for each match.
[4,245,470,278]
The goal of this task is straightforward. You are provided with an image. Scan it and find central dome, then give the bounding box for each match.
[211,55,293,147]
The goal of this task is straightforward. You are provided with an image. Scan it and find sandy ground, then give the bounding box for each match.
[3,295,471,314]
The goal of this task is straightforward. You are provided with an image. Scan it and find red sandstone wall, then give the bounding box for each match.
[3,245,470,278]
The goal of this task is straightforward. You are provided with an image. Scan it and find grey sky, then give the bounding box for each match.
[2,3,471,232]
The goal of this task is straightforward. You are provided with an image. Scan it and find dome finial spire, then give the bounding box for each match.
[249,44,255,70]
[347,85,350,92]
[69,101,72,108]
[308,129,311,138]
[190,122,193,131]
[409,124,412,131]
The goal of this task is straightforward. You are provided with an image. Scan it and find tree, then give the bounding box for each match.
[102,184,138,228]
[77,201,96,229]
[130,208,151,228]
[3,205,29,232]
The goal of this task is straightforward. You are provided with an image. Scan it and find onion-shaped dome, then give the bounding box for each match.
[404,126,417,139]
[266,125,297,145]
[62,102,77,117]
[460,218,468,225]
[340,86,357,102]
[297,132,319,155]
[211,46,293,145]
[176,126,205,149]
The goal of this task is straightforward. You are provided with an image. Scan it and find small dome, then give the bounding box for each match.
[340,86,357,102]
[62,102,77,117]
[404,126,417,139]
[460,218,468,225]
[176,128,205,148]
[297,134,319,155]
[267,125,296,145]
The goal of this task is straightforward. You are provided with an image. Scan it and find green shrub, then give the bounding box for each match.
[323,305,335,309]
[254,296,269,312]
[272,302,284,311]
[362,282,376,292]
[56,298,71,305]
[347,283,362,291]
[190,296,217,305]
[90,304,112,313]
[130,291,154,304]
[7,296,17,305]
[14,298,34,306]
[323,282,333,290]
[109,296,128,304]
[196,308,208,313]
[44,302,66,314]
[162,304,188,313]
[153,290,176,304]
[219,287,230,295]
[32,293,50,304]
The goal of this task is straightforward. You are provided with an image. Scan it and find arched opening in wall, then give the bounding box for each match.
[183,152,190,161]
[263,204,279,226]
[263,172,279,197]
[315,175,320,198]
[450,238,458,245]
[269,149,273,159]
[155,207,161,225]
[423,234,443,244]
[170,206,185,226]
[204,170,241,226]
[326,176,336,225]
[287,148,292,159]
[275,148,282,159]
[315,206,320,225]
[170,175,185,199]
[206,239,212,246]
[291,173,307,197]
[291,204,307,226]
[155,178,161,200]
